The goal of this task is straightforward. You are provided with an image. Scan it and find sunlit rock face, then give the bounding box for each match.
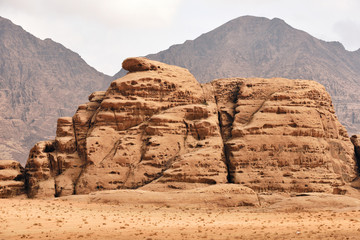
[24,58,359,198]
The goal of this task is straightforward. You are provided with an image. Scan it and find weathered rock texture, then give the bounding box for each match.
[24,58,359,198]
[0,160,25,198]
[213,78,357,193]
[114,16,360,135]
[0,16,111,164]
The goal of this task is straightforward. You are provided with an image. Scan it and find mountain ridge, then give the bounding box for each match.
[0,16,112,164]
[114,16,360,135]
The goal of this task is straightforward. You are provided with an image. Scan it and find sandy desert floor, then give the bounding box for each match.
[1,187,360,240]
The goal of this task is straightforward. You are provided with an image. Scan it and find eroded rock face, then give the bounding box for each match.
[25,58,229,197]
[24,58,359,198]
[212,78,357,193]
[0,160,25,198]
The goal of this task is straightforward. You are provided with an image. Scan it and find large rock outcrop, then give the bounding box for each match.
[24,58,359,198]
[0,160,25,198]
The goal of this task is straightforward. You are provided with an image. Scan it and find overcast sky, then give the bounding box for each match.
[0,0,360,76]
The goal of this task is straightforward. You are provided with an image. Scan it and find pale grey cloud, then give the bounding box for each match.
[0,0,181,28]
[333,21,360,51]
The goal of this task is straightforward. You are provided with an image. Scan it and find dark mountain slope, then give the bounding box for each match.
[0,16,112,164]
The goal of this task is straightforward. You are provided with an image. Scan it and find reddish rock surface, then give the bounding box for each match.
[23,58,359,198]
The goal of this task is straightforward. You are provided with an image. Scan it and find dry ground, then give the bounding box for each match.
[1,186,360,240]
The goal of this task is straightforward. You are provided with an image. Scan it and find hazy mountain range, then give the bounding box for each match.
[122,16,360,136]
[0,16,112,164]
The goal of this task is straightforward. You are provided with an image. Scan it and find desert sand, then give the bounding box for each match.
[1,185,360,240]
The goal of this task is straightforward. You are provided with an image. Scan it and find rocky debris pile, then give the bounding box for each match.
[0,160,25,198]
[9,57,360,198]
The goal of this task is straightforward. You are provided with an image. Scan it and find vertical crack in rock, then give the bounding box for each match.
[217,108,234,183]
[54,181,60,197]
[183,120,189,146]
[350,136,360,174]
[45,145,59,198]
[212,82,242,184]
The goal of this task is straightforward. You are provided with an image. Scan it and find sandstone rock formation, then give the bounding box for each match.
[0,160,25,198]
[24,58,359,198]
[25,57,229,198]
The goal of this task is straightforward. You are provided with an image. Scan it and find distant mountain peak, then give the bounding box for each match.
[0,16,112,164]
[113,15,360,135]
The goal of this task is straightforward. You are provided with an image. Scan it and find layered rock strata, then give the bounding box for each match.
[0,160,25,198]
[23,58,359,198]
[212,78,357,193]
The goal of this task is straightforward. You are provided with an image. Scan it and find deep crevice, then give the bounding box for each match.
[54,181,61,197]
[217,110,235,183]
[183,120,189,147]
[213,82,242,184]
[351,138,360,174]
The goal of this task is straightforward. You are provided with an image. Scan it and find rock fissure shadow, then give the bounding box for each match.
[350,135,360,174]
[213,82,242,184]
[215,97,235,184]
[353,147,360,174]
